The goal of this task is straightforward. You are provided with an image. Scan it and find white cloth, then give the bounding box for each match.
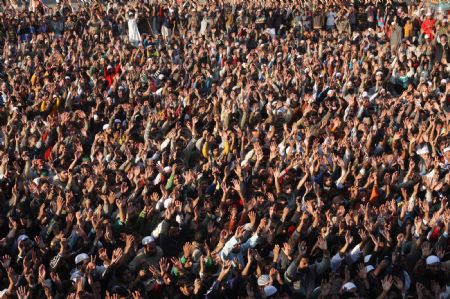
[268,28,276,37]
[128,17,142,46]
[161,25,171,39]
[200,18,209,35]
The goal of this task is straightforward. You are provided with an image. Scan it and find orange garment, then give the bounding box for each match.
[369,185,379,203]
[404,23,413,38]
[421,18,436,39]
[384,24,391,39]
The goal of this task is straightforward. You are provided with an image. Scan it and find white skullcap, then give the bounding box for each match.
[264,285,278,297]
[426,255,440,265]
[257,274,270,286]
[416,146,430,155]
[142,236,155,245]
[75,253,90,265]
[17,234,29,242]
[341,282,357,291]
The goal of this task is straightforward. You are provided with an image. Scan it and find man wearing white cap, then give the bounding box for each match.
[390,21,402,52]
[422,255,450,286]
[441,145,450,170]
[421,12,436,41]
[70,253,91,281]
[16,234,33,263]
[129,236,163,273]
[69,252,113,284]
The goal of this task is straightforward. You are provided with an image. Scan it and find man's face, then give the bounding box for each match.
[169,227,180,238]
[60,170,68,181]
[427,264,441,273]
[445,151,450,159]
[144,243,157,255]
[41,182,50,193]
[324,176,333,187]
[284,184,293,195]
[80,259,89,271]
[440,36,447,45]
[299,257,309,269]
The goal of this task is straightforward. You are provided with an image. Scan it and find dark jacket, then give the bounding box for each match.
[159,213,192,258]
[432,42,450,65]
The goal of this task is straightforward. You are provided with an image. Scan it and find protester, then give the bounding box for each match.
[0,0,449,298]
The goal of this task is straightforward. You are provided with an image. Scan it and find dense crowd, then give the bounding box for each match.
[0,0,449,298]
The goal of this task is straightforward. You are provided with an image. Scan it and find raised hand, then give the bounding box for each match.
[16,286,29,299]
[159,257,170,275]
[183,242,193,259]
[232,179,241,193]
[393,276,404,291]
[436,247,445,259]
[357,263,367,280]
[221,181,230,194]
[38,264,46,284]
[218,260,232,281]
[345,230,353,245]
[317,236,328,251]
[298,241,308,256]
[248,211,256,224]
[273,244,280,262]
[281,242,292,259]
[421,241,432,258]
[320,279,331,296]
[234,226,246,240]
[125,235,135,253]
[381,275,393,292]
[50,271,61,287]
[194,278,202,294]
[170,257,184,271]
[1,254,11,269]
[98,248,110,262]
[219,229,230,242]
[148,265,160,278]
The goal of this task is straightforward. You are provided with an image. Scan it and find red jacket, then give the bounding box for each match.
[104,64,121,88]
[421,18,436,39]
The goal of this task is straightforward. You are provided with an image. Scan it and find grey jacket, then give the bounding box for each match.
[285,252,331,297]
